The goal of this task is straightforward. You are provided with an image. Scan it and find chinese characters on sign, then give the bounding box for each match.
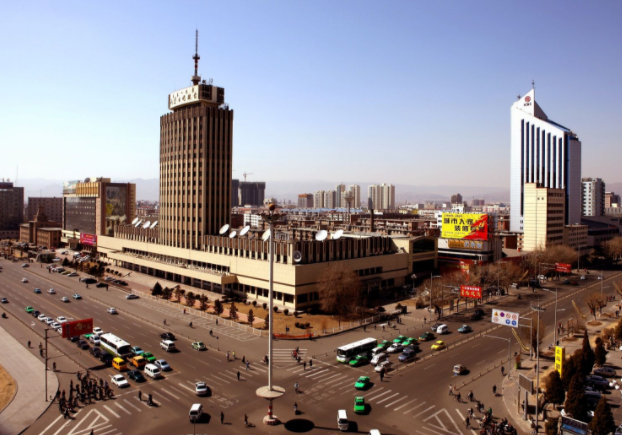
[448,239,484,250]
[79,233,97,247]
[491,310,520,328]
[62,318,94,338]
[460,285,482,299]
[555,263,572,273]
[441,213,489,240]
[555,346,565,377]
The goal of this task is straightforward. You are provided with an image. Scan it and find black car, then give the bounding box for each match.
[470,313,483,321]
[117,281,128,286]
[562,279,571,285]
[90,347,102,358]
[96,282,107,288]
[99,353,113,366]
[70,336,80,343]
[473,309,485,317]
[32,310,41,317]
[76,339,89,350]
[160,332,176,340]
[127,370,146,382]
[80,278,97,284]
[398,347,417,363]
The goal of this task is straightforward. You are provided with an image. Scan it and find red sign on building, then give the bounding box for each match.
[62,318,94,338]
[460,285,482,299]
[555,263,572,273]
[80,233,97,246]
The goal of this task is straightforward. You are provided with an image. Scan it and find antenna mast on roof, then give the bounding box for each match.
[532,80,535,90]
[191,30,201,86]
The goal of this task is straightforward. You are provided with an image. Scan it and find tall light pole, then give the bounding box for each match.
[484,335,512,379]
[411,274,417,295]
[531,302,546,434]
[541,288,559,345]
[600,271,604,295]
[577,245,586,273]
[256,204,285,425]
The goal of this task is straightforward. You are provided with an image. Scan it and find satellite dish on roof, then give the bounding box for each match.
[293,251,303,263]
[315,230,328,242]
[240,225,250,237]
[135,220,143,228]
[229,230,237,239]
[261,229,271,242]
[150,221,158,229]
[142,221,151,229]
[219,224,230,235]
[332,229,344,240]
[131,217,139,225]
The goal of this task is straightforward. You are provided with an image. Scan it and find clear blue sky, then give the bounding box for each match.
[1,1,621,188]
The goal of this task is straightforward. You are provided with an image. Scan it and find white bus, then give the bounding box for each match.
[336,337,378,363]
[100,333,132,358]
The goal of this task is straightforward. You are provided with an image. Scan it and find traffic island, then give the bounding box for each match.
[256,385,285,425]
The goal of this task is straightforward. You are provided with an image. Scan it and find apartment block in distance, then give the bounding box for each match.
[581,177,605,217]
[522,183,565,251]
[27,197,63,223]
[297,194,313,208]
[0,181,24,239]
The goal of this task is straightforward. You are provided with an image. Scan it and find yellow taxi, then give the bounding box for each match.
[431,340,446,351]
[130,355,146,369]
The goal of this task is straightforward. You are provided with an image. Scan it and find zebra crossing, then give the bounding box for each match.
[130,298,258,341]
[289,363,472,435]
[271,347,308,367]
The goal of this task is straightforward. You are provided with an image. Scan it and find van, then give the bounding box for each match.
[436,324,448,334]
[144,363,162,379]
[371,346,385,356]
[112,357,127,372]
[189,403,203,422]
[371,353,388,367]
[130,355,146,369]
[338,409,349,431]
[160,340,176,352]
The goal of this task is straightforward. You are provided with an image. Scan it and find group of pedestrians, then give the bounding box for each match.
[55,372,114,419]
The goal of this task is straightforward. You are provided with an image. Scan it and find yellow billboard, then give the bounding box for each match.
[441,213,488,240]
[555,346,565,377]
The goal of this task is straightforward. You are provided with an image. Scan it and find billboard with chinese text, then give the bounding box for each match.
[460,285,482,299]
[62,318,93,338]
[80,233,97,246]
[441,213,488,240]
[555,346,565,377]
[555,263,572,273]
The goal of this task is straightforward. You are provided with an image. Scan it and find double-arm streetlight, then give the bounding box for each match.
[531,303,546,434]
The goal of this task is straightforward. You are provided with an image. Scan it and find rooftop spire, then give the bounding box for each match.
[191,30,201,85]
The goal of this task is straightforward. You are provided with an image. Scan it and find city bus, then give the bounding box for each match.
[100,333,132,358]
[336,337,378,363]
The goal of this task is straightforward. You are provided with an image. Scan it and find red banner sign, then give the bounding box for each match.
[62,318,93,338]
[460,285,482,299]
[555,263,572,273]
[80,233,97,246]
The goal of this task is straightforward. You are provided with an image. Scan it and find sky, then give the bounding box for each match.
[1,1,621,189]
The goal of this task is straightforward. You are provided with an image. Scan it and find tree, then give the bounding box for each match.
[545,418,559,435]
[62,257,69,267]
[603,236,622,262]
[561,355,578,391]
[229,302,238,320]
[585,291,608,320]
[589,397,616,435]
[199,295,208,311]
[151,282,163,297]
[162,287,173,301]
[594,337,607,367]
[185,291,196,309]
[213,299,224,316]
[564,373,587,422]
[579,331,595,376]
[317,264,361,326]
[521,313,546,352]
[247,309,255,327]
[544,370,566,405]
[152,282,163,296]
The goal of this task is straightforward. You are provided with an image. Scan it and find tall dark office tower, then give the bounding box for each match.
[159,32,233,249]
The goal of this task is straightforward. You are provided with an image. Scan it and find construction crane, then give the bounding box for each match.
[243,172,254,182]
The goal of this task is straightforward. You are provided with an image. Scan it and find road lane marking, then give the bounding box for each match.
[477,360,487,365]
[38,414,64,435]
[376,392,400,404]
[471,343,480,348]
[455,408,478,435]
[103,405,121,418]
[412,405,435,419]
[497,349,505,354]
[114,402,131,415]
[187,364,197,369]
[386,396,408,407]
[97,428,117,435]
[318,373,344,384]
[123,399,142,412]
[424,365,434,370]
[366,389,391,401]
[404,402,427,414]
[305,368,329,378]
[178,383,197,394]
[394,398,418,411]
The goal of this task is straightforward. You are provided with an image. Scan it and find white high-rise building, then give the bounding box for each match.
[313,191,325,209]
[335,184,346,208]
[350,184,361,208]
[367,183,395,210]
[510,88,582,232]
[325,190,336,209]
[582,178,605,216]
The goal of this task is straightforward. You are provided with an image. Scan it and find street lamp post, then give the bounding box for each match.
[429,275,440,319]
[541,288,559,345]
[411,274,417,295]
[531,303,546,434]
[484,335,512,379]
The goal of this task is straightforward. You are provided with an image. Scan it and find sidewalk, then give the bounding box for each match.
[0,326,58,435]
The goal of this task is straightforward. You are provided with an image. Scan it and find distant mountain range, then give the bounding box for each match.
[16,178,622,206]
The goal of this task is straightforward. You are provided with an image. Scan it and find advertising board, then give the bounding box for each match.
[555,346,565,377]
[491,309,519,328]
[555,263,572,273]
[80,233,97,246]
[62,318,93,338]
[441,213,488,240]
[460,285,482,299]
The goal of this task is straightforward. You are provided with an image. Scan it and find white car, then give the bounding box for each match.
[105,277,114,281]
[67,272,78,277]
[21,278,28,283]
[111,374,129,388]
[580,275,587,280]
[21,263,29,268]
[93,327,103,335]
[126,294,139,300]
[386,343,403,353]
[44,317,55,325]
[37,314,47,321]
[195,382,209,396]
[60,297,70,303]
[375,360,393,373]
[47,288,56,294]
[72,294,82,300]
[50,322,62,331]
[89,334,101,345]
[107,307,118,314]
[56,316,68,323]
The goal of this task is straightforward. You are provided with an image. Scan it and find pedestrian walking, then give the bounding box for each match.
[216,319,218,326]
[465,416,470,428]
[237,371,240,381]
[138,391,142,401]
[449,384,453,396]
[244,414,248,426]
[220,411,224,424]
[382,325,385,331]
[380,371,384,382]
[246,361,250,370]
[28,340,31,348]
[233,351,236,360]
[39,342,42,350]
[303,361,306,371]
[492,385,497,396]
[226,352,229,361]
[309,359,313,368]
[424,317,427,324]
[242,356,245,363]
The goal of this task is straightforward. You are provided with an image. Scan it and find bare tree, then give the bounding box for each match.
[521,313,546,352]
[604,237,622,262]
[317,264,361,326]
[585,291,607,320]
